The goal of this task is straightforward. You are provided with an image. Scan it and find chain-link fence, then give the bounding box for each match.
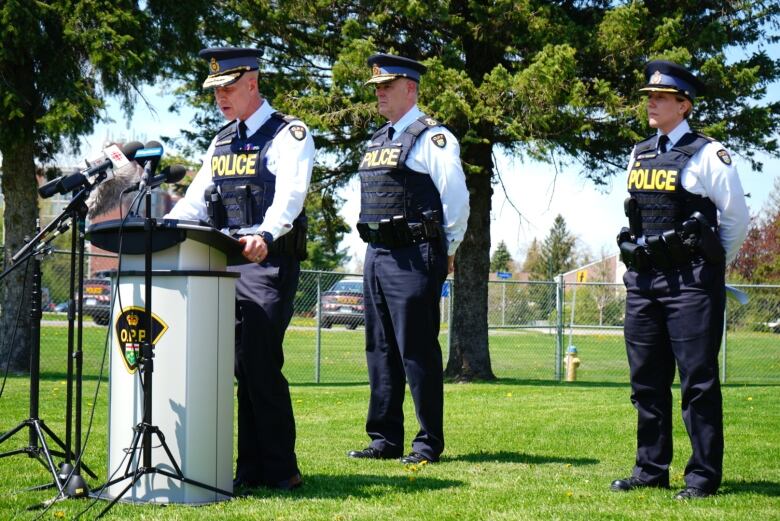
[20,251,780,384]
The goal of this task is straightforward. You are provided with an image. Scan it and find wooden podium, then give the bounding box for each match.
[87,218,243,504]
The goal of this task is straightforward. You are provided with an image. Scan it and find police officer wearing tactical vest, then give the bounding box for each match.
[612,60,748,499]
[347,54,469,465]
[167,47,313,491]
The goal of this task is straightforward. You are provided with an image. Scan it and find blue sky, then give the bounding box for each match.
[79,67,780,270]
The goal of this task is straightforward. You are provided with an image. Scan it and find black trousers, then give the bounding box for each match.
[230,254,300,485]
[623,259,726,493]
[362,240,448,460]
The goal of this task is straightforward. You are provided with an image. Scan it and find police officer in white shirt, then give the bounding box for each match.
[167,47,313,491]
[347,54,469,465]
[612,60,749,500]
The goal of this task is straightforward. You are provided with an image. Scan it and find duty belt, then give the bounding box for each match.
[357,215,441,249]
[617,212,724,271]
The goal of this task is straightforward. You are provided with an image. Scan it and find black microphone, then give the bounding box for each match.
[136,140,164,191]
[38,141,144,198]
[129,164,187,191]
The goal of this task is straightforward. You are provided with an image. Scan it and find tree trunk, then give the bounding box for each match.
[0,138,38,373]
[445,143,495,381]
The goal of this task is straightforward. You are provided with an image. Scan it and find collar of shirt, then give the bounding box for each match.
[237,100,275,138]
[387,105,424,137]
[659,119,691,148]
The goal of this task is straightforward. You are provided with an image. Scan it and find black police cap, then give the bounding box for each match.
[365,54,427,85]
[198,47,263,88]
[639,60,706,101]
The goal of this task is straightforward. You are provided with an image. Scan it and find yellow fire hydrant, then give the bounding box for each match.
[565,346,581,382]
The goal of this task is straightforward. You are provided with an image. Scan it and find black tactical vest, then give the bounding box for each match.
[358,115,444,223]
[627,132,718,237]
[211,112,296,228]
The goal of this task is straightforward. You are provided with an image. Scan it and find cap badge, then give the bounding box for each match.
[650,70,662,84]
[210,57,220,73]
[372,64,381,77]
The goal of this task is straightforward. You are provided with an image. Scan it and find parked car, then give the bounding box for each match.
[321,278,364,329]
[54,302,69,313]
[82,278,112,325]
[767,318,780,334]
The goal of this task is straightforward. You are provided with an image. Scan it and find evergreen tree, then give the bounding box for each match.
[490,241,514,272]
[522,238,543,274]
[531,215,577,281]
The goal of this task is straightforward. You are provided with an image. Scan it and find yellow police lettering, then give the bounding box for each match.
[628,168,679,191]
[212,154,258,177]
[664,170,677,190]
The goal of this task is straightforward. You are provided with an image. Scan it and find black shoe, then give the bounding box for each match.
[232,477,260,496]
[610,476,669,491]
[400,451,437,464]
[348,447,400,459]
[674,487,710,500]
[268,473,303,491]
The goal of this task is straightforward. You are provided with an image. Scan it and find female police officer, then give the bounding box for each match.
[611,60,749,499]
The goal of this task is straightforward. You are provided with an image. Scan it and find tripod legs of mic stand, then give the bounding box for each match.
[94,422,233,518]
[0,418,69,493]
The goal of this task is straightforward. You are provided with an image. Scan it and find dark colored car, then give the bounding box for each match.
[321,278,364,330]
[82,278,112,325]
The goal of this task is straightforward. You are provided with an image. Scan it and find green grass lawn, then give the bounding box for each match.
[1,324,776,519]
[0,377,778,520]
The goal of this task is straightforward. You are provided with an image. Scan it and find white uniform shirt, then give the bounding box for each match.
[387,106,470,256]
[626,119,749,263]
[167,101,315,240]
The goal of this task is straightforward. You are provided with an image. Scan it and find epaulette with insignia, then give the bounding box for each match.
[215,121,238,146]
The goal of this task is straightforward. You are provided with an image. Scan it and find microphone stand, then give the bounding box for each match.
[0,184,97,495]
[94,166,231,518]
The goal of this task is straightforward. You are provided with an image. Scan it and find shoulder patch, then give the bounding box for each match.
[289,125,306,141]
[716,149,732,165]
[431,133,447,148]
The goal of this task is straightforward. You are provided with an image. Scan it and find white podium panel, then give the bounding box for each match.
[106,273,235,504]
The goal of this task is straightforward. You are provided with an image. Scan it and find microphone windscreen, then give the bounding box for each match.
[122,141,144,161]
[86,162,143,219]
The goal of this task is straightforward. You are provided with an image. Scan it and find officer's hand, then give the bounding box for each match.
[239,234,269,263]
[448,255,455,274]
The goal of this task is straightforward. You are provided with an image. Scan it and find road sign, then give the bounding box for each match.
[576,270,587,283]
[496,271,512,279]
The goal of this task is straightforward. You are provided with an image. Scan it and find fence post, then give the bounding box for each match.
[501,282,506,326]
[315,272,322,384]
[555,274,564,381]
[721,305,728,384]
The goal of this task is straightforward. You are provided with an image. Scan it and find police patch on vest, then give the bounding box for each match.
[359,146,402,169]
[717,149,732,165]
[114,307,169,374]
[431,133,447,148]
[289,125,306,141]
[212,152,258,177]
[627,168,679,192]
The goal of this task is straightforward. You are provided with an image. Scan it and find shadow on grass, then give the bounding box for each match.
[447,450,598,466]
[721,480,780,497]
[239,473,464,499]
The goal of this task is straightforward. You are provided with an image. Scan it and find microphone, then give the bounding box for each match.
[136,140,164,191]
[87,164,187,219]
[39,142,144,198]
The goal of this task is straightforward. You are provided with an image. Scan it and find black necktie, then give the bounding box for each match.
[387,127,395,140]
[238,121,248,141]
[658,134,669,154]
